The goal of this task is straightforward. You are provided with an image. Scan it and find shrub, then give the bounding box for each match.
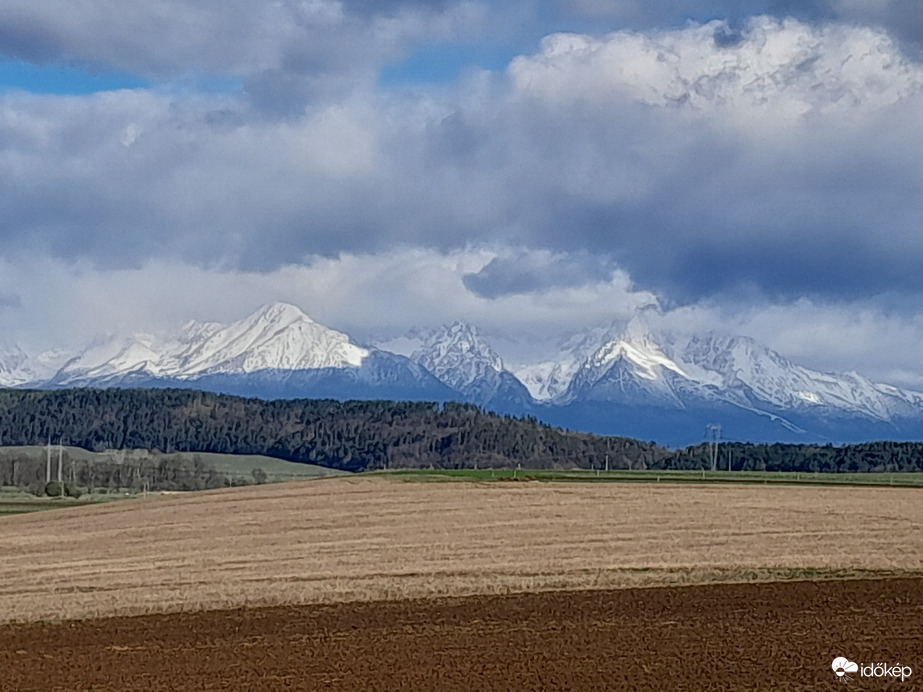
[64,483,84,499]
[44,481,65,497]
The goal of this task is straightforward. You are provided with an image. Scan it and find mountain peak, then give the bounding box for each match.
[177,302,365,375]
[413,322,504,374]
[251,302,315,326]
[589,338,688,381]
[403,322,532,410]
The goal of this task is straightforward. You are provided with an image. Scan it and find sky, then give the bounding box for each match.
[0,0,922,385]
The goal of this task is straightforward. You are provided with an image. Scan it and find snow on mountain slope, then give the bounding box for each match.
[382,322,532,410]
[556,322,923,424]
[513,360,576,401]
[53,335,167,385]
[510,327,618,401]
[0,341,73,387]
[677,334,923,420]
[410,322,502,390]
[52,303,369,385]
[173,303,368,375]
[0,342,48,387]
[44,303,458,403]
[562,328,693,407]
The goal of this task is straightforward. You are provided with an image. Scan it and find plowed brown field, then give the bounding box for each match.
[1,577,920,691]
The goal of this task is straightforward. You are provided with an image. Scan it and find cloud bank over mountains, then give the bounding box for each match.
[0,2,921,395]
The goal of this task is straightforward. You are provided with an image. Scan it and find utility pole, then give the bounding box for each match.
[45,437,51,483]
[706,424,721,472]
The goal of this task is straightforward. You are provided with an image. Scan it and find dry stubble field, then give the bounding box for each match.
[0,476,921,689]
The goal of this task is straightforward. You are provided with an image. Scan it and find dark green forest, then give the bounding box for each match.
[659,440,923,473]
[1,388,922,476]
[0,388,661,472]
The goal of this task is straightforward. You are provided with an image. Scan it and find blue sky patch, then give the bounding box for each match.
[0,60,148,95]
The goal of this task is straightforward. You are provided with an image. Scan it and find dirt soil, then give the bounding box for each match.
[1,577,920,691]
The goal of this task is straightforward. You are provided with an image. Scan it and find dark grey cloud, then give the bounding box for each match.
[669,237,923,304]
[462,250,616,298]
[0,293,21,309]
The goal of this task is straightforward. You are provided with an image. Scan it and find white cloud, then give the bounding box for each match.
[509,17,923,123]
[0,248,654,352]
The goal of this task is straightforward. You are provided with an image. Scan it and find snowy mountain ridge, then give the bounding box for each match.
[555,323,923,422]
[4,302,923,444]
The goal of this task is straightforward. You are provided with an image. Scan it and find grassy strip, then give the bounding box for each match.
[375,467,923,487]
[0,493,133,516]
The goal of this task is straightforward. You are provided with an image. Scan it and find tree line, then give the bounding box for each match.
[658,440,923,473]
[1,388,920,475]
[0,388,663,472]
[0,448,231,495]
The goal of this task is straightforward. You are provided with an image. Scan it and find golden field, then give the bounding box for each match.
[0,475,920,623]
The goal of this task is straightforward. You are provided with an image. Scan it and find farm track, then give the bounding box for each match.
[1,577,920,691]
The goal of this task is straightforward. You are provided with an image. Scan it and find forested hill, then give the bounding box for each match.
[0,388,663,472]
[4,388,920,474]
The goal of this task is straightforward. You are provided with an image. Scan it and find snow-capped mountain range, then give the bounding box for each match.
[4,302,923,445]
